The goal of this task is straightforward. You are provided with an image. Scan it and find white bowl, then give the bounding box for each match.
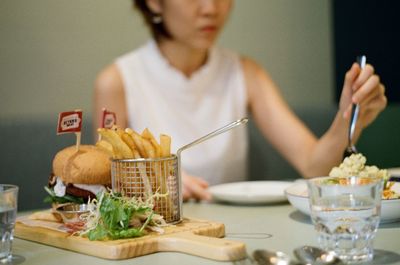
[285,181,400,224]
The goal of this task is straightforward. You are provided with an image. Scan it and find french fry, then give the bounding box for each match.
[114,126,125,137]
[120,132,142,158]
[95,140,114,156]
[142,129,171,197]
[142,128,161,157]
[160,134,171,157]
[97,128,133,159]
[125,128,147,158]
[159,133,173,202]
[138,135,159,192]
[98,126,175,221]
[142,138,156,158]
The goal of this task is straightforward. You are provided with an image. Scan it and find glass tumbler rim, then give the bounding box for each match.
[0,184,19,193]
[308,175,383,187]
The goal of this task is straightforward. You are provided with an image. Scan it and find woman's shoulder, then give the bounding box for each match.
[95,63,123,94]
[214,47,261,70]
[239,56,267,81]
[238,55,276,98]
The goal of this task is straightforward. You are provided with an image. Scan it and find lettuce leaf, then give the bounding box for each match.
[86,192,153,241]
[43,186,84,204]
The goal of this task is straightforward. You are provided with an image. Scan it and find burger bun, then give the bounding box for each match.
[53,145,111,185]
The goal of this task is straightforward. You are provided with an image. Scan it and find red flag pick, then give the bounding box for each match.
[101,108,117,129]
[57,110,83,150]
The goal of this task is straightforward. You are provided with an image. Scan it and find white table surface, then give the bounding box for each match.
[12,201,400,265]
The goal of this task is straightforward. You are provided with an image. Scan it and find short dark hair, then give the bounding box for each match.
[133,0,171,40]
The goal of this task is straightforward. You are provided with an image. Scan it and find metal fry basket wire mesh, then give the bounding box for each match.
[111,155,181,223]
[110,118,248,224]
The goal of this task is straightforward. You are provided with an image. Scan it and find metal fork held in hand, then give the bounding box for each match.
[344,55,366,158]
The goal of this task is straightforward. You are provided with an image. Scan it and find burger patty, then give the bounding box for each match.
[65,184,96,201]
[48,173,96,201]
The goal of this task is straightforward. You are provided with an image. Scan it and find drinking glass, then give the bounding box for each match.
[0,184,18,262]
[307,176,382,264]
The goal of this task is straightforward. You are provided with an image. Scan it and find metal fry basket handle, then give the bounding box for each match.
[176,117,248,215]
[176,117,249,156]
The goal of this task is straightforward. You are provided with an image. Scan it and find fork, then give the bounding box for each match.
[343,55,366,158]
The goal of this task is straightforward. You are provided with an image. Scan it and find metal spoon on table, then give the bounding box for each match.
[253,249,301,265]
[253,247,344,265]
[343,55,367,158]
[294,246,344,265]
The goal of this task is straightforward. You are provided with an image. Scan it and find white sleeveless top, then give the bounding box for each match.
[116,40,248,185]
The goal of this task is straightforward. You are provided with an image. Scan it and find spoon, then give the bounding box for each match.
[253,249,301,265]
[294,246,344,265]
[344,55,366,158]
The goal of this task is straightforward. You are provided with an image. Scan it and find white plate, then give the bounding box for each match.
[285,181,400,224]
[209,180,293,204]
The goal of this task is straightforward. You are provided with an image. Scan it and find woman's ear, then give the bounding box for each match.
[145,0,162,14]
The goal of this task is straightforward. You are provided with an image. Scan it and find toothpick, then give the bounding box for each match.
[75,109,82,151]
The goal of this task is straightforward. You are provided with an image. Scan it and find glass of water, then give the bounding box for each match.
[0,184,18,262]
[307,176,382,264]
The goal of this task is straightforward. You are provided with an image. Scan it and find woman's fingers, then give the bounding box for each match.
[352,64,375,93]
[191,175,209,188]
[186,182,212,201]
[352,74,380,104]
[357,84,387,128]
[361,84,387,111]
[342,104,353,120]
[340,62,386,129]
[182,174,211,201]
[358,82,385,107]
[182,187,191,201]
[343,63,360,95]
[339,63,360,116]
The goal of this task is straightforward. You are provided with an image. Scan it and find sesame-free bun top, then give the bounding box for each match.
[52,145,111,185]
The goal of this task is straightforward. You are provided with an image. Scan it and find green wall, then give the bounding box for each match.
[0,0,333,121]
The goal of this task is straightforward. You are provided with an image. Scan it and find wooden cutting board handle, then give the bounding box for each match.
[157,231,247,261]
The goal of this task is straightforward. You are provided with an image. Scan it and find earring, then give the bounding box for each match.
[152,15,162,24]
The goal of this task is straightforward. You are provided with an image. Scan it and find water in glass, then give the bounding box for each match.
[308,176,382,264]
[311,195,380,263]
[0,206,17,260]
[0,184,18,262]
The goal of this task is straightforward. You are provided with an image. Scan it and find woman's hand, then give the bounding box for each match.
[182,171,212,202]
[339,63,387,130]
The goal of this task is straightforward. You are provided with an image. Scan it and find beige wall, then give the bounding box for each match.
[0,0,333,121]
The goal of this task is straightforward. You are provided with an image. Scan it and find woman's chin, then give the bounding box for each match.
[191,37,218,50]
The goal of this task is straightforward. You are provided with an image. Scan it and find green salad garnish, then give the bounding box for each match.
[79,190,166,241]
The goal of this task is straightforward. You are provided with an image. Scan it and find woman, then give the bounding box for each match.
[94,0,386,201]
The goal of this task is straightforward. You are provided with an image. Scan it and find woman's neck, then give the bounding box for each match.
[156,40,209,78]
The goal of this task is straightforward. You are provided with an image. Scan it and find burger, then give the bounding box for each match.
[44,145,111,205]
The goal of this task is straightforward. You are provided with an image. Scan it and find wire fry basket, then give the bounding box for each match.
[111,155,181,223]
[110,118,248,224]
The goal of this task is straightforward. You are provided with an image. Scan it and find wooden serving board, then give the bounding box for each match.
[15,217,246,261]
